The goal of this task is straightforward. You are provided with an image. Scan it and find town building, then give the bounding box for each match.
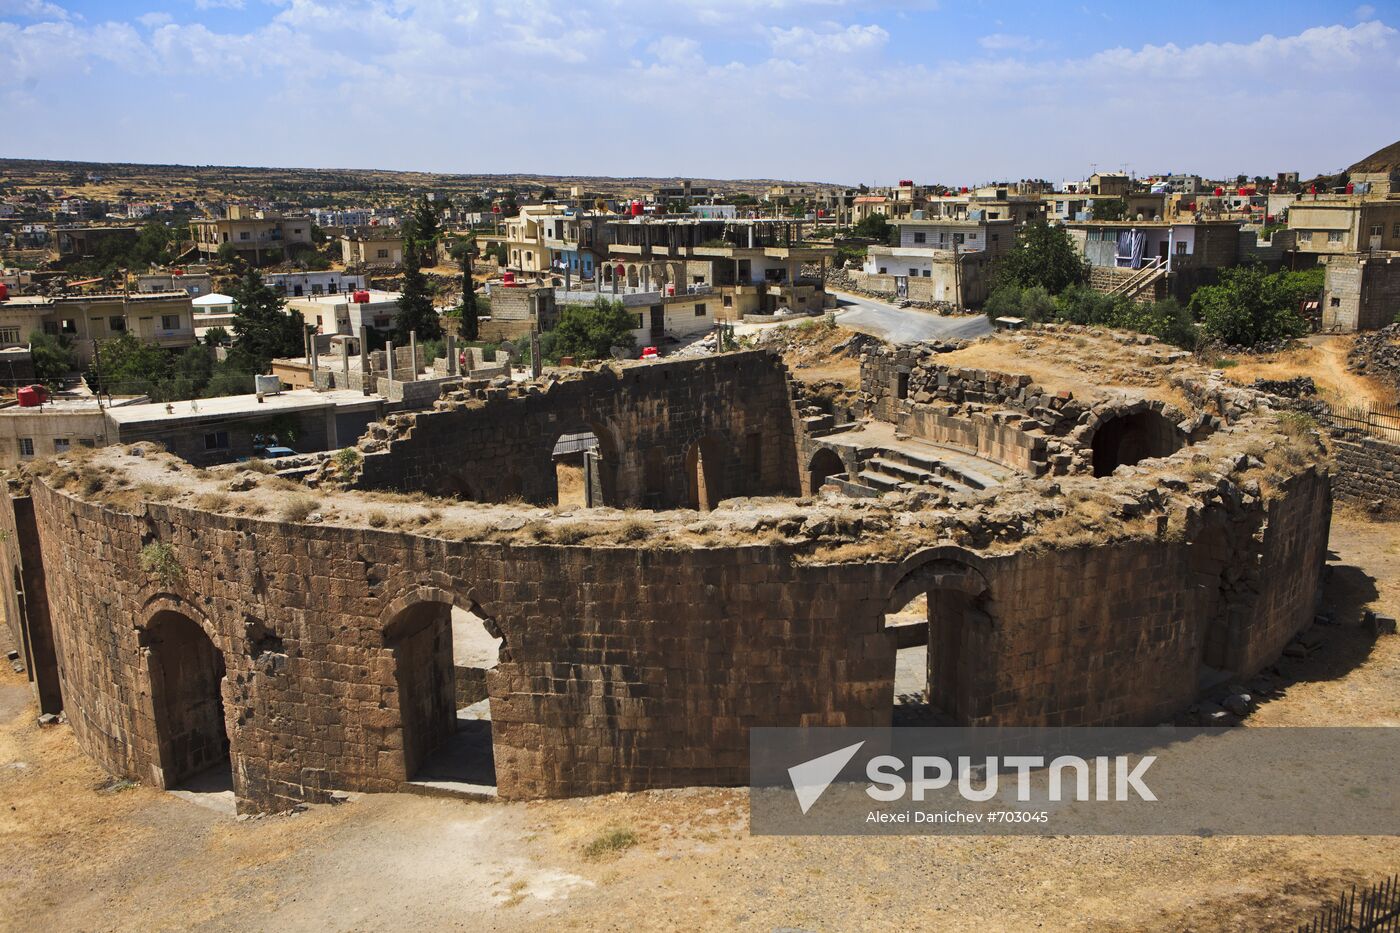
[0,292,197,365]
[190,206,313,262]
[340,230,405,269]
[264,270,366,298]
[1065,220,1248,302]
[1288,197,1400,255]
[135,269,214,298]
[1321,252,1400,332]
[52,225,141,260]
[287,289,403,338]
[858,219,1015,307]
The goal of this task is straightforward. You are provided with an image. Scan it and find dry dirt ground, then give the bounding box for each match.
[1,512,1397,933]
[1218,335,1396,408]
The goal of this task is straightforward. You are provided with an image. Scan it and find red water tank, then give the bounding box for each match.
[1310,185,1317,194]
[501,271,516,287]
[666,284,675,296]
[1214,186,1224,196]
[1346,182,1355,194]
[352,289,370,303]
[630,200,643,217]
[0,283,8,302]
[17,385,46,407]
[899,179,913,187]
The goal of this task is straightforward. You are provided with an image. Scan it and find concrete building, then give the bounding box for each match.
[1288,197,1400,256]
[1066,220,1245,302]
[340,230,404,269]
[103,388,386,466]
[288,289,402,338]
[1321,252,1400,331]
[136,270,214,298]
[0,396,125,469]
[264,271,365,298]
[190,206,313,262]
[52,225,140,260]
[0,292,197,365]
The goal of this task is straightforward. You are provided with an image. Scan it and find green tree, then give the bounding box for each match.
[551,298,637,361]
[393,238,442,342]
[230,269,304,372]
[1091,198,1128,221]
[851,213,891,241]
[458,247,479,342]
[28,332,74,389]
[203,325,230,346]
[405,195,441,252]
[993,221,1088,295]
[1190,265,1318,348]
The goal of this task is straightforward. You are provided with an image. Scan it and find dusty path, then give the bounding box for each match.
[2,514,1398,932]
[1221,335,1395,407]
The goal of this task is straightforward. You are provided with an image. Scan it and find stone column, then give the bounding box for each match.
[408,330,418,382]
[445,334,457,376]
[386,339,396,383]
[358,325,371,396]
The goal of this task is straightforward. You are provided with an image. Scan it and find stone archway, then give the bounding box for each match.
[1089,408,1184,477]
[683,434,728,511]
[808,447,846,494]
[882,550,991,726]
[140,609,230,789]
[381,585,507,788]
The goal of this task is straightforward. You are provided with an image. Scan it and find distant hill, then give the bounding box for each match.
[1349,139,1400,174]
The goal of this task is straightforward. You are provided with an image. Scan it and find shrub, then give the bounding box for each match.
[581,826,638,860]
[280,496,318,522]
[139,542,180,585]
[334,448,361,473]
[368,511,388,528]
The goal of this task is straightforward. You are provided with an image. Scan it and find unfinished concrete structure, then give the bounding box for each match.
[1,332,1332,814]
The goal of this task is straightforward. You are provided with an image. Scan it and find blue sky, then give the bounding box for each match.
[2,0,1397,184]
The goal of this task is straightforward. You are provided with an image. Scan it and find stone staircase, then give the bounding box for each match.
[841,445,1001,498]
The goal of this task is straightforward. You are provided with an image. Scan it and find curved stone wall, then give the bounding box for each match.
[22,454,1331,813]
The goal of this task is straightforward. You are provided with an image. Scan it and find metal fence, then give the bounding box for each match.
[1329,399,1400,443]
[1299,875,1400,932]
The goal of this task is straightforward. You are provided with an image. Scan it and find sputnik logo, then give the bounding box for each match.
[787,741,865,814]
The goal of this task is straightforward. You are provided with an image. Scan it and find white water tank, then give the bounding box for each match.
[255,374,283,396]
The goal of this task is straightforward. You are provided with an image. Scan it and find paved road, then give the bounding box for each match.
[829,289,995,344]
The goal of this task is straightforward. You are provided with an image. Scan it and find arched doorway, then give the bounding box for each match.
[883,557,990,726]
[384,597,502,789]
[142,610,230,789]
[551,423,617,507]
[683,435,727,511]
[1090,410,1183,477]
[808,447,846,493]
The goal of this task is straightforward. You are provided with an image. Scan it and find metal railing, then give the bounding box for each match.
[1329,399,1400,443]
[1298,875,1400,932]
[1106,256,1167,298]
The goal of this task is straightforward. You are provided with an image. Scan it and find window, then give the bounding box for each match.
[161,314,181,331]
[1394,223,1400,238]
[377,248,389,259]
[1328,231,1344,244]
[109,316,126,332]
[293,228,303,234]
[723,295,733,307]
[922,270,931,277]
[1330,297,1341,307]
[204,431,229,451]
[1175,241,1187,254]
[954,233,965,244]
[17,438,34,459]
[52,438,70,453]
[61,319,77,335]
[0,326,19,345]
[913,232,926,244]
[878,267,888,274]
[633,313,644,329]
[908,268,919,276]
[694,303,707,317]
[42,322,59,337]
[240,231,251,240]
[78,438,95,448]
[1298,230,1312,243]
[316,315,324,327]
[1370,224,1383,237]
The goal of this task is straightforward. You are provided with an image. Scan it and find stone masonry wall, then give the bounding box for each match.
[1332,433,1400,510]
[27,457,1332,812]
[353,350,801,508]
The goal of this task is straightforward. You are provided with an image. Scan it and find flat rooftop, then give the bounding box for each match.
[104,388,376,426]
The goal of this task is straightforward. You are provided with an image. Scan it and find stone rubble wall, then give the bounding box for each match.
[1331,431,1400,511]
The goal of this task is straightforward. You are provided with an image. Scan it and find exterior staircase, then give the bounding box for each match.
[836,445,1000,497]
[1105,256,1168,301]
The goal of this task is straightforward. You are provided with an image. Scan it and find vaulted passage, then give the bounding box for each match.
[142,610,229,788]
[385,599,501,791]
[1091,410,1184,477]
[808,447,846,493]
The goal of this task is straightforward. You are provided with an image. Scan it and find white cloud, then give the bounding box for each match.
[0,4,1394,182]
[193,0,244,9]
[0,0,71,19]
[1355,4,1376,20]
[770,22,888,57]
[978,33,1045,52]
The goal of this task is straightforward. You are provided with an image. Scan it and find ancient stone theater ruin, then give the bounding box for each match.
[0,327,1332,813]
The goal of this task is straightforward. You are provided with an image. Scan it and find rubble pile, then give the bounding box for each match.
[1348,323,1400,395]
